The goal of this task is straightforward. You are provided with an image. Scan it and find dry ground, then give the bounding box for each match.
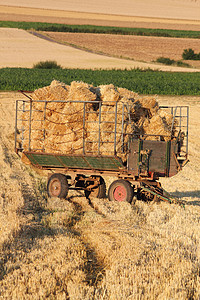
[2,28,200,71]
[1,2,200,30]
[0,28,150,70]
[1,0,200,23]
[0,3,200,71]
[44,31,200,69]
[0,92,200,299]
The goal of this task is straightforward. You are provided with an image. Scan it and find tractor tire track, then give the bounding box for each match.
[66,197,106,291]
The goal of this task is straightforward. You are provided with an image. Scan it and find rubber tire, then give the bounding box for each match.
[108,179,133,203]
[47,173,69,199]
[85,176,106,199]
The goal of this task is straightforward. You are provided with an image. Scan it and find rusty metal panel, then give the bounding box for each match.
[143,140,167,173]
[128,139,179,177]
[128,139,168,174]
[168,141,179,177]
[128,139,140,174]
[24,152,124,171]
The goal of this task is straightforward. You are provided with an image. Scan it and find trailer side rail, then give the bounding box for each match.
[15,100,189,168]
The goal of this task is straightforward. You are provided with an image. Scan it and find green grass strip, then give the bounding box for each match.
[0,68,200,95]
[0,21,200,39]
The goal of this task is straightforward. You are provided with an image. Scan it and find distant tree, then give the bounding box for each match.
[182,48,196,60]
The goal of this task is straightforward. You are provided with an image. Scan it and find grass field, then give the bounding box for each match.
[0,68,200,95]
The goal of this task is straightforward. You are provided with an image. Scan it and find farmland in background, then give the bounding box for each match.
[0,20,200,38]
[1,20,200,70]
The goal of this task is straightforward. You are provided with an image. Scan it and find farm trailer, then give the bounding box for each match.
[15,99,189,204]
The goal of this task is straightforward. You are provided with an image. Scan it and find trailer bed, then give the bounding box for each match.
[24,152,124,171]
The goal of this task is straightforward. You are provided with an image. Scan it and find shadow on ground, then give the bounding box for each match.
[171,190,200,206]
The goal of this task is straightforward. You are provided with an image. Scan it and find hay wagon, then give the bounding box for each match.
[15,98,189,204]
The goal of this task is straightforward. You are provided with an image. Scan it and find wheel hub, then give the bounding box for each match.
[113,185,127,201]
[49,179,61,197]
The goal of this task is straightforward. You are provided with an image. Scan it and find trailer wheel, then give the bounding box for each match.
[108,179,133,203]
[85,176,106,199]
[47,173,69,199]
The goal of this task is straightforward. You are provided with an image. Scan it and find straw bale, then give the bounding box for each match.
[67,81,96,103]
[85,119,99,154]
[98,84,120,105]
[143,114,171,140]
[31,86,51,101]
[33,86,68,113]
[137,96,159,117]
[62,102,84,129]
[30,81,95,154]
[100,104,116,136]
[159,109,174,130]
[32,80,69,101]
[117,87,138,102]
[99,104,127,156]
[50,79,66,88]
[159,109,177,138]
[47,86,68,101]
[87,111,98,122]
[20,80,176,162]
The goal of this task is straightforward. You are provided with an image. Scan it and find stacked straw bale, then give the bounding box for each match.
[21,80,175,161]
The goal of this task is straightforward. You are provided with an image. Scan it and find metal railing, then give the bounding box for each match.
[15,100,130,156]
[15,100,189,159]
[160,105,189,158]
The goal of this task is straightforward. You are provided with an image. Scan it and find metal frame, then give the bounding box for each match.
[160,105,189,158]
[15,99,132,156]
[15,100,189,167]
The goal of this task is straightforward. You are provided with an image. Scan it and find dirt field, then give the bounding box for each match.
[0,91,200,298]
[44,31,200,68]
[1,0,200,21]
[2,28,200,71]
[0,2,200,71]
[0,28,151,70]
[1,2,200,30]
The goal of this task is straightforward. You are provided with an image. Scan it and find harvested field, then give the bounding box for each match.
[0,91,200,298]
[1,2,200,71]
[0,28,151,70]
[1,1,200,298]
[0,0,200,24]
[44,31,200,68]
[0,1,200,32]
[1,9,200,31]
[1,28,200,72]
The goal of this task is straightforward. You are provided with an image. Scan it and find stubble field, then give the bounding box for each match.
[0,1,200,299]
[43,31,200,69]
[0,92,200,299]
